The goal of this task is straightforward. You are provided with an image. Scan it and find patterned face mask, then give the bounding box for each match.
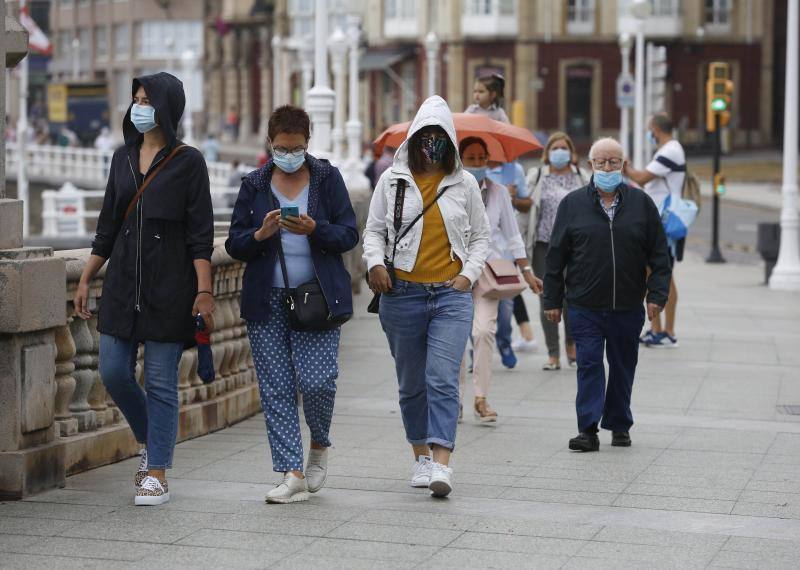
[419,134,448,164]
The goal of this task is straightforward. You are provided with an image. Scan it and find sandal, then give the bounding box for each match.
[542,361,561,371]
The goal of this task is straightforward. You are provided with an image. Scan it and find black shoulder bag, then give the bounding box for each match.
[273,194,351,331]
[366,178,449,314]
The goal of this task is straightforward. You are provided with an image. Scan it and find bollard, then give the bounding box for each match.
[757,222,781,284]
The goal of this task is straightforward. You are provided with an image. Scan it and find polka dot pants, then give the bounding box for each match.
[247,289,340,473]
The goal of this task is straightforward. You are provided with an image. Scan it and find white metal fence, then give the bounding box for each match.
[5,142,252,189]
[41,182,241,238]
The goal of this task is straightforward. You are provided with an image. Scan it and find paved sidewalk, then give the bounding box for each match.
[2,254,800,569]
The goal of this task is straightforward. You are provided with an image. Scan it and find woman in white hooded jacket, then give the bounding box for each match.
[364,96,490,498]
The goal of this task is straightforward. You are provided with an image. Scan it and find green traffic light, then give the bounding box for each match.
[711,98,727,111]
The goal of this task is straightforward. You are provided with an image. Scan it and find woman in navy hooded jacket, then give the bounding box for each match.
[226,105,358,504]
[73,73,214,506]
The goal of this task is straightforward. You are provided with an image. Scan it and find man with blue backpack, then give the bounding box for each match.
[624,113,696,348]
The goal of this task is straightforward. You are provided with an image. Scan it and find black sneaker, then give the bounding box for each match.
[568,432,599,452]
[612,432,631,447]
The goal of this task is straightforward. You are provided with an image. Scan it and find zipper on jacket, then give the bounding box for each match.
[127,153,167,313]
[609,216,617,310]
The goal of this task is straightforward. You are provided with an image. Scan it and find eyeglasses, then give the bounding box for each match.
[590,158,624,169]
[268,140,306,158]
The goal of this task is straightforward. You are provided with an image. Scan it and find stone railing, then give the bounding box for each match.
[52,239,260,477]
[0,238,261,498]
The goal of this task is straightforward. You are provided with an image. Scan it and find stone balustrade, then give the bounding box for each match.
[49,239,261,478]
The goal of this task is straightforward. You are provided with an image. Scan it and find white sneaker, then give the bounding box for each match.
[410,455,433,488]
[134,448,148,489]
[511,338,539,353]
[265,472,310,504]
[134,475,170,506]
[429,462,453,497]
[305,448,328,493]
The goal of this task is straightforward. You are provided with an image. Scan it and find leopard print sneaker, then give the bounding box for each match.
[134,449,148,489]
[134,475,169,506]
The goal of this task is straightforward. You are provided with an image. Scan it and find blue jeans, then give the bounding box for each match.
[247,289,340,473]
[379,279,473,450]
[495,297,513,352]
[568,307,646,434]
[98,334,184,469]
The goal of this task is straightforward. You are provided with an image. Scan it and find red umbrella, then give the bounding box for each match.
[373,113,542,162]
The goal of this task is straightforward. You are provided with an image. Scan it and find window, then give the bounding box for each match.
[114,23,129,60]
[138,21,203,59]
[499,0,514,15]
[652,0,679,17]
[462,0,517,36]
[96,26,109,61]
[705,0,731,25]
[59,0,73,7]
[78,28,91,69]
[386,0,415,19]
[567,0,594,34]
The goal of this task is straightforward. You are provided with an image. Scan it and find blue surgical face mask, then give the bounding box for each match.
[647,130,658,146]
[549,148,571,169]
[465,166,488,183]
[273,150,306,173]
[594,169,623,192]
[130,103,157,134]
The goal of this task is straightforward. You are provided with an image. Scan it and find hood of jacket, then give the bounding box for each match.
[123,72,185,148]
[391,95,464,181]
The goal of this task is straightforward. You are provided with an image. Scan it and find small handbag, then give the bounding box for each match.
[477,259,527,300]
[273,195,351,331]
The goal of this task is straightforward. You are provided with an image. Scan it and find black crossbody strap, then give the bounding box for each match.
[270,192,292,292]
[389,178,449,263]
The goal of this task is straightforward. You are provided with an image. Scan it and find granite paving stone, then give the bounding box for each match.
[1,256,799,567]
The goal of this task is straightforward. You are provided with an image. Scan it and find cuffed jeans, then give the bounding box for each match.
[99,334,184,469]
[568,306,645,434]
[380,279,473,450]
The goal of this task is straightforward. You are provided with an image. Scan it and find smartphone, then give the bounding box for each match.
[280,206,300,219]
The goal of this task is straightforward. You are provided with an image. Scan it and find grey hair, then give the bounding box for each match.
[650,113,673,133]
[588,137,624,159]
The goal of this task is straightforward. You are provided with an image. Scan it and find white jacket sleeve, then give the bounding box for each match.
[498,188,528,260]
[459,181,491,285]
[362,172,390,271]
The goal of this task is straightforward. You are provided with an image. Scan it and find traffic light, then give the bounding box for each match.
[705,62,733,131]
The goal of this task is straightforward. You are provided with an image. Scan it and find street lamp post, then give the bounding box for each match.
[631,0,651,169]
[425,31,439,96]
[181,49,196,147]
[618,32,632,159]
[343,15,370,193]
[329,27,348,163]
[300,39,314,107]
[17,0,30,237]
[306,0,335,156]
[769,0,800,290]
[271,35,282,110]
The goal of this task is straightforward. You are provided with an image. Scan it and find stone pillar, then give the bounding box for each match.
[223,31,238,143]
[342,16,370,194]
[237,29,252,144]
[54,320,78,436]
[258,28,271,142]
[329,27,348,163]
[69,316,97,432]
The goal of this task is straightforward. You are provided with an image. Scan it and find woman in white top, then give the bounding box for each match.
[525,132,587,370]
[457,136,543,422]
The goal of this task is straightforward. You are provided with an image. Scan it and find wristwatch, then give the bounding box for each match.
[521,266,533,274]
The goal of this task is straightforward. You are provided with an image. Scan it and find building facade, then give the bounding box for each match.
[361,0,778,150]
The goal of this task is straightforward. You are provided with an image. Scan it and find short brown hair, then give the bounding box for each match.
[459,136,489,157]
[268,105,310,141]
[542,131,578,166]
[407,126,456,175]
